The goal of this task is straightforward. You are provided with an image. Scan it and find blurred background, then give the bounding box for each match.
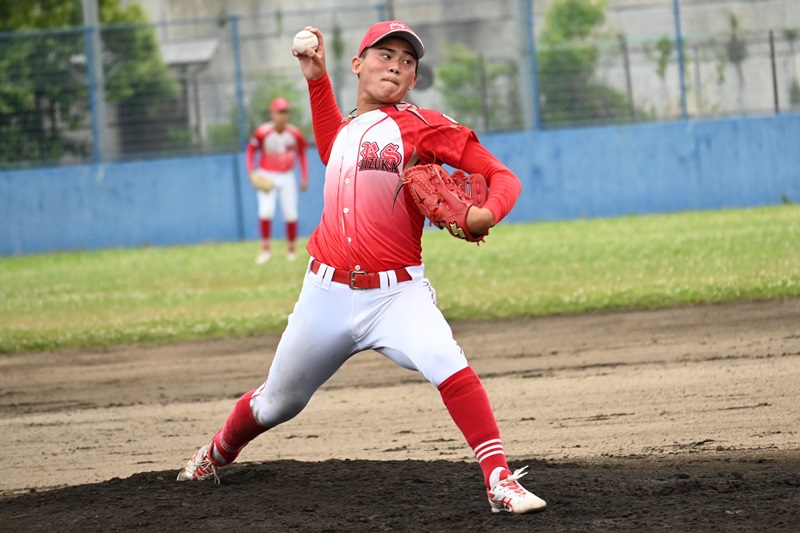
[2,0,798,167]
[1,1,798,256]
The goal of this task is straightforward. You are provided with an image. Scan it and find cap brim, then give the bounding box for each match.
[368,30,425,59]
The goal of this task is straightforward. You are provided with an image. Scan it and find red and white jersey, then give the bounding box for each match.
[306,74,521,272]
[246,123,308,180]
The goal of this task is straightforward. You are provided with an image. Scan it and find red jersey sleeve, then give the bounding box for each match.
[307,74,344,164]
[245,127,264,171]
[457,137,522,224]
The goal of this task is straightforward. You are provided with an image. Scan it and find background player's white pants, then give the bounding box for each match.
[250,259,470,427]
[255,169,298,221]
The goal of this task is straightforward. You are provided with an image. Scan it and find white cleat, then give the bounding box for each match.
[487,466,547,514]
[176,443,224,483]
[286,251,297,262]
[255,251,272,265]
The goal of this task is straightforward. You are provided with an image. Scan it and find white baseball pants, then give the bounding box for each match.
[249,259,470,427]
[255,169,299,221]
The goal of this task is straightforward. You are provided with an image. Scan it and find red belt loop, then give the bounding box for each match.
[310,260,411,290]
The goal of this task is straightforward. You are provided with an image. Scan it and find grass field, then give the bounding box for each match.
[1,205,798,354]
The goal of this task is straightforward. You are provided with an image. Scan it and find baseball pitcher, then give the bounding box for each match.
[178,20,546,516]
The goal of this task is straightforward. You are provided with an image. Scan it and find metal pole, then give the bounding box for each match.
[516,0,541,130]
[672,0,688,119]
[619,35,635,121]
[230,16,247,149]
[769,30,780,113]
[82,0,107,162]
[230,15,247,240]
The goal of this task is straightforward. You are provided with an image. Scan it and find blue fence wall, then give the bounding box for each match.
[2,114,799,256]
[499,114,800,223]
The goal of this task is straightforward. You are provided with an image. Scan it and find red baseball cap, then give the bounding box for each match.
[270,97,290,112]
[358,21,425,60]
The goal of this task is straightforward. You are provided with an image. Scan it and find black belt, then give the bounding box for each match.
[310,259,412,290]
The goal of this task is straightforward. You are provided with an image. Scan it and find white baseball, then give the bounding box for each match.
[293,29,318,55]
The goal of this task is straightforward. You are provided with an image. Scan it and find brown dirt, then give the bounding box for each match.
[1,299,799,532]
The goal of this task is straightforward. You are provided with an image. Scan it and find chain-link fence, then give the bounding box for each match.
[1,0,798,168]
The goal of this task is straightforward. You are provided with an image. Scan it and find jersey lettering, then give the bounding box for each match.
[358,158,400,173]
[360,141,380,159]
[379,143,401,164]
[358,142,401,173]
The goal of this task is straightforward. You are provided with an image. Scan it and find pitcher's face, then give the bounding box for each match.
[353,37,418,107]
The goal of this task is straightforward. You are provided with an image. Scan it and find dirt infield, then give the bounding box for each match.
[1,299,799,531]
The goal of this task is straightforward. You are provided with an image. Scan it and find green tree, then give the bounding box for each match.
[790,79,800,110]
[644,35,683,115]
[725,13,747,109]
[0,0,178,165]
[784,28,798,109]
[652,36,674,81]
[1,2,90,163]
[208,72,310,152]
[536,0,635,127]
[434,43,517,132]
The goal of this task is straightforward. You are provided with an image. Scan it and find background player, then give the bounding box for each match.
[246,97,309,263]
[178,21,547,515]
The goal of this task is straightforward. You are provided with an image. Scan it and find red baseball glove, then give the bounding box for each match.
[401,164,489,243]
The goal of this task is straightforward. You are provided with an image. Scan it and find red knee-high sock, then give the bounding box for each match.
[259,219,272,250]
[210,390,270,465]
[286,221,298,253]
[438,367,510,489]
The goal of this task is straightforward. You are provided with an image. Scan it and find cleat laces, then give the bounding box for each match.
[188,457,220,483]
[491,466,530,500]
[488,465,546,514]
[178,444,222,483]
[504,465,529,484]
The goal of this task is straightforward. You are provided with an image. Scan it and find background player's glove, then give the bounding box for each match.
[401,164,489,243]
[249,171,274,192]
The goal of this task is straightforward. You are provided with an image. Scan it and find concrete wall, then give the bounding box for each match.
[2,113,799,256]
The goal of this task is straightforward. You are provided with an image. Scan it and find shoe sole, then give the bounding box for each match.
[490,501,547,514]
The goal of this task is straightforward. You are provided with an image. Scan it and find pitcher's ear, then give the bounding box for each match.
[351,56,363,75]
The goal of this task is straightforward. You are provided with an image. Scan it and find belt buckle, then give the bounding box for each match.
[349,270,369,290]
